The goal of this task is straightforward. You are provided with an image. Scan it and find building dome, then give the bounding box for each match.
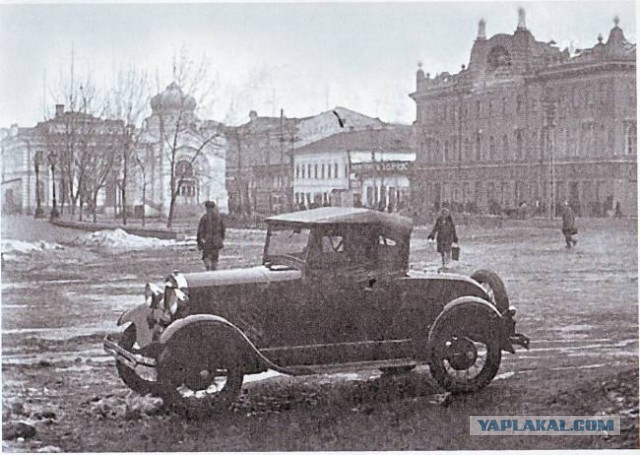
[150,82,197,114]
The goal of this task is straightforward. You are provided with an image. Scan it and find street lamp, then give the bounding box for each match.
[34,151,45,218]
[48,151,59,219]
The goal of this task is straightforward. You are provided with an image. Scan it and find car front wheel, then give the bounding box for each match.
[156,342,244,418]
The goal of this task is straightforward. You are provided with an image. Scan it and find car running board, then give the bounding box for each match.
[282,358,423,376]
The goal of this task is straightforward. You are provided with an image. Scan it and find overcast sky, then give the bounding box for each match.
[0,1,635,128]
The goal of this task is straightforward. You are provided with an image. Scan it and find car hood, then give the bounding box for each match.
[178,265,302,289]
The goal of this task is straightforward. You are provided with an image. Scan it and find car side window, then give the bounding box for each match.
[322,236,344,253]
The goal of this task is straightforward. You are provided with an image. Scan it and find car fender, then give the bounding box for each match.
[117,303,156,348]
[428,296,505,349]
[158,314,284,374]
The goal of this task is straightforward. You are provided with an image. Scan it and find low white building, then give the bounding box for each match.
[293,126,415,210]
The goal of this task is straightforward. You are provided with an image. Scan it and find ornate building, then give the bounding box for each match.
[136,82,227,217]
[410,9,636,217]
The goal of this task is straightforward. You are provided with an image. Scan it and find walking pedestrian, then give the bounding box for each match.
[197,201,225,271]
[561,200,578,249]
[427,207,458,271]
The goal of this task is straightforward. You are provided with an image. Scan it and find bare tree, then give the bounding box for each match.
[38,69,104,221]
[157,46,223,228]
[104,65,151,225]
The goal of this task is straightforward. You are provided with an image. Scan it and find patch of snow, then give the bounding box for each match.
[1,239,63,256]
[72,229,184,250]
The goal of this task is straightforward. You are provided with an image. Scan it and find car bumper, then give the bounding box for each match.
[103,335,156,369]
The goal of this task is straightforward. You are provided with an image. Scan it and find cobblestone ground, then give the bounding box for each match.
[1,215,638,451]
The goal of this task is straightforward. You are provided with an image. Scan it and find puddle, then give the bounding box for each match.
[494,371,516,380]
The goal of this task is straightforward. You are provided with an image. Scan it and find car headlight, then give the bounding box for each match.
[164,284,188,315]
[145,283,163,308]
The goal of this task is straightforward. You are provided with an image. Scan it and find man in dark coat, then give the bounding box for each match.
[428,207,458,270]
[561,200,577,249]
[197,201,225,270]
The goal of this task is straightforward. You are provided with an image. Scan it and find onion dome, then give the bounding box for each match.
[150,82,197,114]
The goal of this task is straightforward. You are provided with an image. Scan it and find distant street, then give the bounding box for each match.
[1,216,638,450]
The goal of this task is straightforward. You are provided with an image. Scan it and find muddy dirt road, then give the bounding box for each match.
[2,216,638,450]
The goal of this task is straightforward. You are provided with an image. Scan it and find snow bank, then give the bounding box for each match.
[72,229,184,250]
[1,240,63,256]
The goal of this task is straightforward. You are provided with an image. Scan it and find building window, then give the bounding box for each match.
[452,137,458,163]
[321,164,325,179]
[502,135,509,161]
[314,164,318,179]
[295,165,300,179]
[301,164,305,179]
[334,163,339,178]
[476,100,481,118]
[475,134,482,161]
[489,99,494,116]
[489,136,496,161]
[515,129,524,161]
[626,122,637,155]
[464,138,471,163]
[516,95,524,114]
[327,163,332,178]
[344,164,348,179]
[444,140,450,163]
[307,164,311,179]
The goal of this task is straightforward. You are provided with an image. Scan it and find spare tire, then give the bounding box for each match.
[470,269,509,314]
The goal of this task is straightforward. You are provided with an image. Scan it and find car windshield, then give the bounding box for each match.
[265,227,311,262]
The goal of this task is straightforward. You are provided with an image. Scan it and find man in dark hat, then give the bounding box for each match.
[197,201,225,270]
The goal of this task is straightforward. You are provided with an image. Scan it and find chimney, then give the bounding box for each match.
[249,110,258,122]
[10,123,19,137]
[55,104,64,118]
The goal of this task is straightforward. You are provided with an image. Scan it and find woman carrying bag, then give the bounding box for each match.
[427,207,459,271]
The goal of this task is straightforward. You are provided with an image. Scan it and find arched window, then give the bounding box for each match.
[176,160,196,202]
[626,122,637,155]
[515,129,524,161]
[502,135,509,161]
[489,136,496,161]
[464,138,471,163]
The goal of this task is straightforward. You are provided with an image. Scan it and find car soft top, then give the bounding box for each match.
[266,207,413,236]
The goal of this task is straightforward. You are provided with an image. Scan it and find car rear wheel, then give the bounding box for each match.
[156,342,243,418]
[116,325,163,396]
[429,314,501,394]
[470,269,509,314]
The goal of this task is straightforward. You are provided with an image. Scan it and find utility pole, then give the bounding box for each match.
[543,96,557,219]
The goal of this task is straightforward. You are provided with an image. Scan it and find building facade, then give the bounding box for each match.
[1,105,123,217]
[293,126,415,211]
[225,107,384,215]
[410,10,636,217]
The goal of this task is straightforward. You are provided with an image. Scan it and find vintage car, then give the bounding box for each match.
[104,207,529,415]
